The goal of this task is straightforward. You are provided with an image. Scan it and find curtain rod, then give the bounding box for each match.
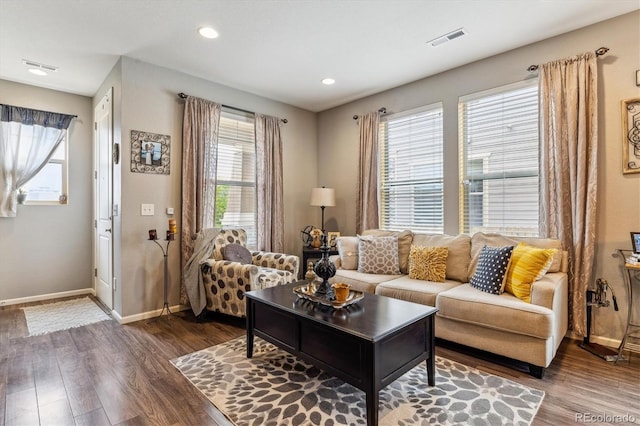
[177,92,288,123]
[0,103,78,118]
[526,47,609,72]
[353,107,387,120]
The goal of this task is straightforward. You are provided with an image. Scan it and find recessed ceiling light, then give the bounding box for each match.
[321,78,335,85]
[28,68,48,76]
[198,26,219,39]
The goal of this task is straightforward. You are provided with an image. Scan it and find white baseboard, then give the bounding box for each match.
[116,304,189,324]
[569,331,640,354]
[0,288,94,306]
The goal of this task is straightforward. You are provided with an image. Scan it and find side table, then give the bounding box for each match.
[615,249,640,363]
[149,233,175,320]
[302,247,338,278]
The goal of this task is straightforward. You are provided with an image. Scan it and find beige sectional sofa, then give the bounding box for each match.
[329,230,568,378]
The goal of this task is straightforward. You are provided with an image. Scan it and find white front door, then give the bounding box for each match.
[95,88,113,309]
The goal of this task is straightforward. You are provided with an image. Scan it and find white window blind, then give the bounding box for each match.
[379,104,444,233]
[215,109,257,248]
[459,80,539,237]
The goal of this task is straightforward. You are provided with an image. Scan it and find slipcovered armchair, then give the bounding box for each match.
[200,228,299,317]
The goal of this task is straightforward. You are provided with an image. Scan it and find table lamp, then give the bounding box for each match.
[310,187,335,234]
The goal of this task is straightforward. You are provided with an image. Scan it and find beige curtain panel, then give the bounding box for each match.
[255,114,284,252]
[181,96,221,304]
[539,52,598,337]
[356,111,381,234]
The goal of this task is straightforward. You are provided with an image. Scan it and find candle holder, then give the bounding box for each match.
[313,235,336,300]
[148,230,174,320]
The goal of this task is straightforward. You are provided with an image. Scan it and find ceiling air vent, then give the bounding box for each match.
[22,59,58,72]
[427,28,467,47]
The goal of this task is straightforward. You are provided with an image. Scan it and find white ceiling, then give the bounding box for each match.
[1,0,639,112]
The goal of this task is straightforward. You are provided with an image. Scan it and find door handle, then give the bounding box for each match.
[105,228,112,233]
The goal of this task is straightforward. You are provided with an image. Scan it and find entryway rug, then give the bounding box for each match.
[22,297,111,336]
[171,336,544,426]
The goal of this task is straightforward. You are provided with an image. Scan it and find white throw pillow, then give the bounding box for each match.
[336,236,359,270]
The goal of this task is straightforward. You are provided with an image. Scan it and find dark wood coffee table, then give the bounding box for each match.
[246,282,437,426]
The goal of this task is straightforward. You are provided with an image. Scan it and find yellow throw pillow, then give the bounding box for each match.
[505,242,556,303]
[408,246,448,282]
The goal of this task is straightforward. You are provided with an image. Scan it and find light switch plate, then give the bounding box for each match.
[141,203,154,216]
[166,207,174,215]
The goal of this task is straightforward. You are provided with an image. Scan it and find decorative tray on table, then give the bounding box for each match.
[293,284,364,309]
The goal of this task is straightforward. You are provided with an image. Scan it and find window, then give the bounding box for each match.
[21,131,68,204]
[379,104,444,233]
[459,80,539,237]
[214,109,257,248]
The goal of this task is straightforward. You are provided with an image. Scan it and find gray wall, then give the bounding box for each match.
[106,57,318,318]
[0,81,93,302]
[317,11,640,343]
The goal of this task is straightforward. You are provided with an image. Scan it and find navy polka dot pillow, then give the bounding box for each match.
[470,245,514,294]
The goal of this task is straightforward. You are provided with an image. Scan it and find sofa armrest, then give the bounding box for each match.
[531,271,569,351]
[530,272,566,310]
[252,252,300,276]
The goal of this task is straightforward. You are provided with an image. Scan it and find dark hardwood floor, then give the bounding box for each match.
[1,296,638,425]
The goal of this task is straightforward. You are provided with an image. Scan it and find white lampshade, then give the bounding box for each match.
[310,187,336,207]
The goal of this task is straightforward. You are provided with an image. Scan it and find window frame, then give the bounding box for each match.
[20,130,69,205]
[213,108,257,248]
[458,79,540,237]
[378,102,445,233]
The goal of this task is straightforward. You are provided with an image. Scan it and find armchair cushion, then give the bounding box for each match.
[224,243,252,264]
[212,229,248,260]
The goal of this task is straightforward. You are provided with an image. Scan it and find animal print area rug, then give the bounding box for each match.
[171,337,544,426]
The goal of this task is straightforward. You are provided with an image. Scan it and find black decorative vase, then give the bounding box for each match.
[314,235,336,300]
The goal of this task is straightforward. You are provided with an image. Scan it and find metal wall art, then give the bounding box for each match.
[130,130,170,174]
[622,98,640,174]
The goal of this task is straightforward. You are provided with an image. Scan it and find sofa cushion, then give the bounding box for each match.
[331,269,401,294]
[469,233,564,277]
[361,229,413,274]
[436,284,554,339]
[336,236,359,270]
[408,246,448,282]
[358,235,400,274]
[469,245,514,294]
[412,233,471,282]
[504,243,556,303]
[375,276,462,307]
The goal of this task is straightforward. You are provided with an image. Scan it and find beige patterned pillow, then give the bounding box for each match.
[408,246,449,282]
[357,235,400,275]
[361,229,414,274]
[336,236,359,270]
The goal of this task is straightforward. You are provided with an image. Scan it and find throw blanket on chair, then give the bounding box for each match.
[183,228,220,316]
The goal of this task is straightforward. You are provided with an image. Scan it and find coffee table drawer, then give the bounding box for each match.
[253,302,298,351]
